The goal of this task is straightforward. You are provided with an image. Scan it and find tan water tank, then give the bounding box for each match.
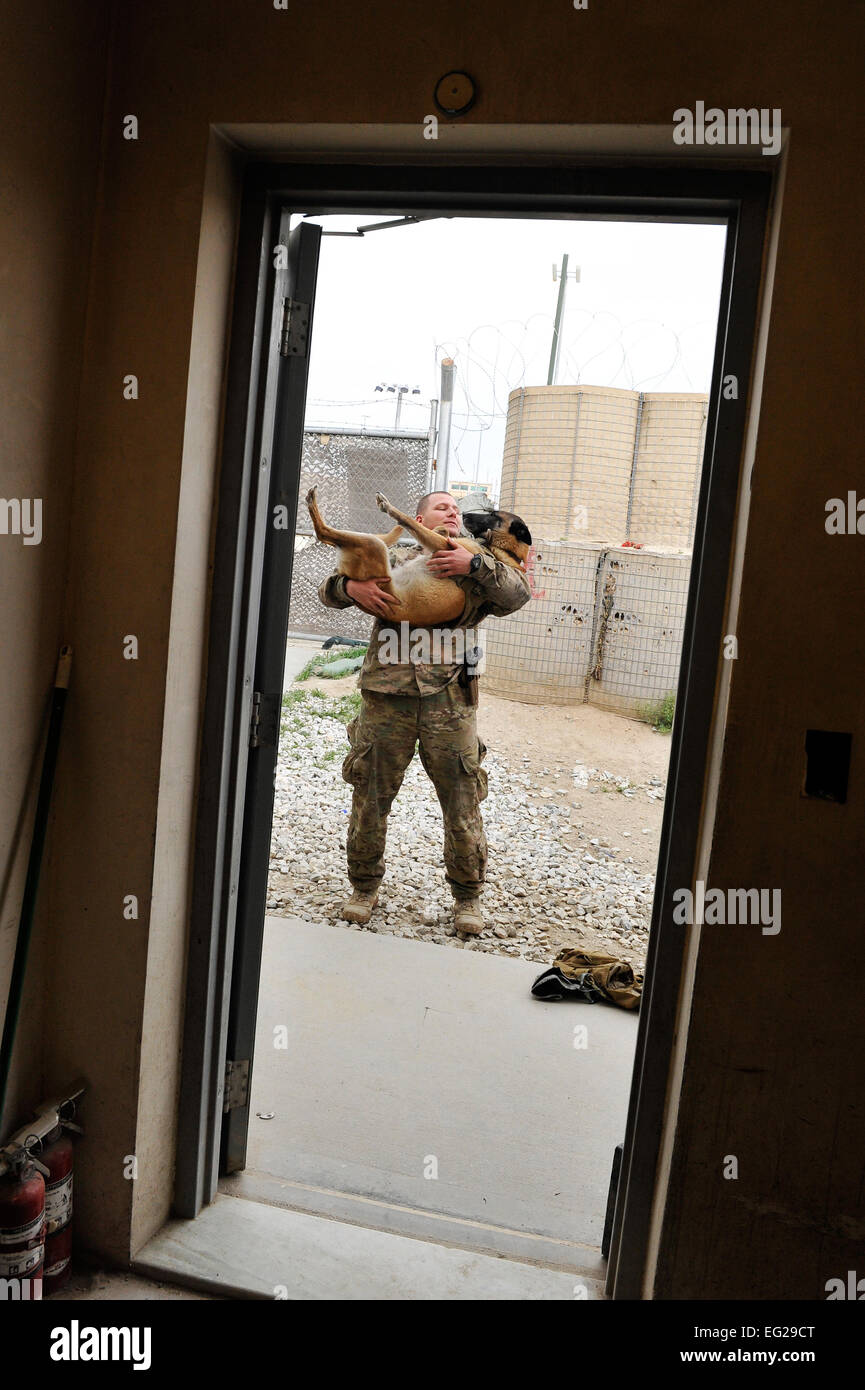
[629,393,708,548]
[501,385,639,542]
[500,384,707,548]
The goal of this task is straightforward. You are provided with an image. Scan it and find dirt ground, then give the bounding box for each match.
[479,690,670,877]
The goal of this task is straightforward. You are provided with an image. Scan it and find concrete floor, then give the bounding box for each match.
[230,918,636,1268]
[70,909,635,1300]
[48,1266,220,1299]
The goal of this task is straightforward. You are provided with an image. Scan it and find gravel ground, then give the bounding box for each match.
[267,683,668,972]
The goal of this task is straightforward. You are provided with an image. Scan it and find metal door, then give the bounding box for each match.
[220,214,321,1174]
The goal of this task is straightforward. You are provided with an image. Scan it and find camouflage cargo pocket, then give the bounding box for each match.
[341,719,373,786]
[458,741,488,802]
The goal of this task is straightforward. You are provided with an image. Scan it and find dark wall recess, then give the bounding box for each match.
[803,730,852,803]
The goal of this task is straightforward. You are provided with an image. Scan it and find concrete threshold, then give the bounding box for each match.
[220,1167,606,1278]
[133,1192,605,1300]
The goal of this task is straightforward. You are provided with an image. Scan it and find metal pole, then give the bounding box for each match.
[548,254,569,385]
[426,398,439,492]
[0,646,73,1129]
[437,358,456,491]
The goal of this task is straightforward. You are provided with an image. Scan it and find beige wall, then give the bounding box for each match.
[0,1,110,1135]
[2,1,863,1296]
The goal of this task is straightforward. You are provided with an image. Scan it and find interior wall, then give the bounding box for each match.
[130,130,241,1253]
[5,0,861,1293]
[0,1,111,1137]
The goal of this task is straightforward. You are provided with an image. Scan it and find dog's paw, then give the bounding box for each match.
[305,485,317,506]
[376,492,391,513]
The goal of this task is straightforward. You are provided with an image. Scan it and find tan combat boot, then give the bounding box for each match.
[453,896,484,936]
[340,887,379,925]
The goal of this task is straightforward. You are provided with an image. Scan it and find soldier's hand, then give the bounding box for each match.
[345,577,400,618]
[426,537,473,577]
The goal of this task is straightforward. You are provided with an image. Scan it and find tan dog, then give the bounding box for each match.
[306,486,532,625]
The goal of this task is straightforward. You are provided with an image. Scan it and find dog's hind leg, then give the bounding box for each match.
[306,485,363,548]
[307,487,402,554]
[305,485,371,550]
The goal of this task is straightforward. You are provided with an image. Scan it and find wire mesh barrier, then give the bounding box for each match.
[483,542,691,713]
[288,428,430,638]
[485,385,707,715]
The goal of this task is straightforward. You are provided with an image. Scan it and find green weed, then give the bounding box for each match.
[638,691,676,733]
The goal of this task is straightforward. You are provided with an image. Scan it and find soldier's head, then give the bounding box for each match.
[415,491,461,536]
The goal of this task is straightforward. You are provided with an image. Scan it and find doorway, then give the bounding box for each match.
[175,159,772,1299]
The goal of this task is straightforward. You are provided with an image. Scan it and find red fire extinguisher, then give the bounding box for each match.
[0,1141,49,1300]
[41,1120,78,1294]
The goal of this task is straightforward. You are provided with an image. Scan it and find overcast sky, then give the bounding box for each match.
[294,212,727,495]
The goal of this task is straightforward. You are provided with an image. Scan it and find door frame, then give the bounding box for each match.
[174,156,774,1301]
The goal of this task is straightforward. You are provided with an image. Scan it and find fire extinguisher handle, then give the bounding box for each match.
[13,1140,50,1179]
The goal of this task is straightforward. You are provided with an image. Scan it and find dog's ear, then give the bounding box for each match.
[474,511,501,535]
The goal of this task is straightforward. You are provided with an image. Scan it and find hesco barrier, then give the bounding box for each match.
[482,540,691,716]
[483,383,705,714]
[500,384,708,550]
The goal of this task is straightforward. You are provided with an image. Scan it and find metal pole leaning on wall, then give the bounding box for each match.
[583,552,609,704]
[624,393,645,541]
[565,388,583,538]
[0,646,73,1132]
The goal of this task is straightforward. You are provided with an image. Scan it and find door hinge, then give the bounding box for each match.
[249,691,262,747]
[280,296,309,357]
[223,1058,250,1114]
[249,691,280,749]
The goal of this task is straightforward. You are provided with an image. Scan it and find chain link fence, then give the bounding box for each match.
[289,428,430,639]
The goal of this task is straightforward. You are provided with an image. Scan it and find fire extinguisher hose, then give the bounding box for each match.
[0,646,73,1129]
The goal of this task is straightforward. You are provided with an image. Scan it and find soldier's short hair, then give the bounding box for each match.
[415,490,454,517]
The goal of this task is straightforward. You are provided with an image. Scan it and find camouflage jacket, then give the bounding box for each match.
[317,541,532,694]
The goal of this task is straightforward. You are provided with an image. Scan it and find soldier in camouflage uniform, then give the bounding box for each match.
[317,491,532,936]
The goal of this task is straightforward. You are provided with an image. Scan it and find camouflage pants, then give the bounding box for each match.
[341,683,488,899]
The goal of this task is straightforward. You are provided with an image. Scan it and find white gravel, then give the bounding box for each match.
[267,691,658,964]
